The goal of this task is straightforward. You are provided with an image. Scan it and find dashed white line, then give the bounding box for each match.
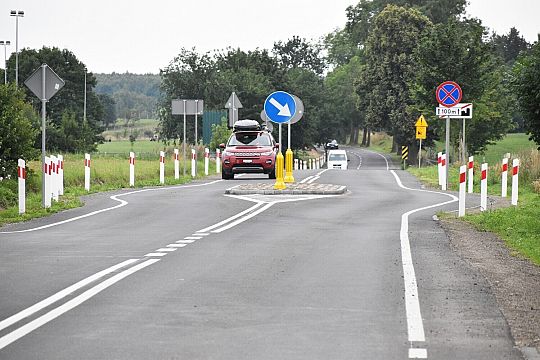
[144,252,167,257]
[176,240,195,244]
[167,244,187,248]
[409,348,428,359]
[184,236,202,240]
[155,248,176,252]
[194,233,210,236]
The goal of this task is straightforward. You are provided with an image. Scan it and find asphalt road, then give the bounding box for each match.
[0,148,522,359]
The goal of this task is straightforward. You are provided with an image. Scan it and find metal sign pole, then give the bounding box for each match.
[183,100,186,177]
[418,139,422,168]
[287,121,291,150]
[445,116,450,186]
[462,118,466,164]
[195,100,199,146]
[41,65,47,207]
[279,123,282,153]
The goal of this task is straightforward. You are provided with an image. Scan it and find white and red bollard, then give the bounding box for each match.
[294,158,298,170]
[129,151,135,187]
[84,153,91,192]
[303,160,307,170]
[44,156,51,208]
[159,151,165,184]
[51,155,59,202]
[480,163,488,211]
[216,148,221,174]
[468,156,474,194]
[437,152,442,186]
[511,159,519,206]
[204,148,209,176]
[501,157,508,197]
[191,149,197,178]
[174,148,179,180]
[441,154,447,191]
[458,165,466,217]
[18,159,26,214]
[57,155,64,196]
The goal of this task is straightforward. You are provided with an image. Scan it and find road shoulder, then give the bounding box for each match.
[438,217,540,356]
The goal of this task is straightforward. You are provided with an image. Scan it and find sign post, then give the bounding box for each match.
[225,92,243,128]
[24,64,65,207]
[171,99,204,177]
[415,115,428,168]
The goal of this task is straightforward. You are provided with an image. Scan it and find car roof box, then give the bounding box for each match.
[233,119,261,132]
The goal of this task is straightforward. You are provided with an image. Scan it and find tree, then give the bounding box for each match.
[97,93,116,129]
[362,5,432,153]
[209,118,232,151]
[513,38,540,148]
[0,84,39,178]
[492,27,531,65]
[273,36,326,75]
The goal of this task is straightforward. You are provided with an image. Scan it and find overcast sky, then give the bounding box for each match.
[0,0,538,74]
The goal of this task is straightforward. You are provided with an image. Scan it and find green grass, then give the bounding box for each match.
[0,152,217,227]
[98,140,167,155]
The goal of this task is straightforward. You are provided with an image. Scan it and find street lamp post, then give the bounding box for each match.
[10,10,24,86]
[0,40,10,85]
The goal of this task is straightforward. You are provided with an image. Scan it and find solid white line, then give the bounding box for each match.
[300,176,315,184]
[144,252,167,257]
[390,170,458,345]
[196,202,264,233]
[0,180,223,234]
[409,348,428,359]
[363,149,390,170]
[0,259,138,332]
[0,259,159,350]
[184,236,202,240]
[167,244,187,248]
[155,248,176,252]
[176,240,195,244]
[211,203,274,233]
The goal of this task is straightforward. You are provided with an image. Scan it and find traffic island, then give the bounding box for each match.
[225,183,347,195]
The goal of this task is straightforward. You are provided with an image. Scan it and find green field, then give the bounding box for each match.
[98,140,168,155]
[101,118,159,141]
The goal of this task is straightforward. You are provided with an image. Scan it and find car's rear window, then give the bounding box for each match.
[228,132,272,146]
[329,154,346,161]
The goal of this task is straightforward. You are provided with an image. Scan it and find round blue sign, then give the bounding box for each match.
[264,91,296,124]
[436,81,462,107]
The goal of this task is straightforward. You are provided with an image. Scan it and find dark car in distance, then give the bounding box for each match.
[220,120,278,180]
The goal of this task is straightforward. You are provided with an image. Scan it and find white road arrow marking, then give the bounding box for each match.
[269,97,291,117]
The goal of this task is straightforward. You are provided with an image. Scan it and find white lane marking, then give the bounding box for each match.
[363,149,390,170]
[211,203,274,233]
[155,248,176,252]
[0,259,138,332]
[0,180,223,234]
[196,202,265,233]
[409,348,428,359]
[390,170,458,348]
[167,244,187,248]
[144,252,167,257]
[184,236,202,240]
[300,175,315,184]
[0,259,159,350]
[176,240,195,244]
[194,233,210,236]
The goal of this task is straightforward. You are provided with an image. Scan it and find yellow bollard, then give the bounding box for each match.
[274,152,286,190]
[284,148,295,183]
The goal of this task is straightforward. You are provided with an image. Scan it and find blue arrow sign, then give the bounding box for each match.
[264,91,296,124]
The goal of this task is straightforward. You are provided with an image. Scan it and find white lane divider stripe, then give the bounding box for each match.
[155,248,176,252]
[194,233,209,236]
[0,259,138,333]
[0,180,223,234]
[0,259,159,350]
[196,202,264,233]
[390,170,458,357]
[167,244,187,248]
[211,203,274,233]
[176,240,195,244]
[144,252,167,257]
[184,236,202,240]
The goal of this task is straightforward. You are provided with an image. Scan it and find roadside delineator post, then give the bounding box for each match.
[511,159,519,206]
[58,155,64,196]
[437,152,442,186]
[84,153,91,192]
[468,156,474,194]
[294,158,298,170]
[18,159,26,214]
[284,148,294,183]
[273,151,286,190]
[441,154,447,191]
[501,157,508,197]
[44,156,51,208]
[174,148,179,180]
[51,155,58,202]
[204,148,210,176]
[480,163,488,211]
[129,151,135,187]
[216,149,221,174]
[459,165,466,217]
[159,151,165,184]
[191,149,196,178]
[303,160,307,170]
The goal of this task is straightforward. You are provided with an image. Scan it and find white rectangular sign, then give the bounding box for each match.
[436,103,473,118]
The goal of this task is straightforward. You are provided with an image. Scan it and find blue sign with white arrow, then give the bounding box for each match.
[264,91,296,124]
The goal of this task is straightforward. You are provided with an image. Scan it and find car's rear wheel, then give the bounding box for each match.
[268,168,276,179]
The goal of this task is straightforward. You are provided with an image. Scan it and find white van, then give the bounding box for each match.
[327,150,348,170]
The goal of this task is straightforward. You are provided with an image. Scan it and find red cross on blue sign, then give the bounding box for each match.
[436,81,462,107]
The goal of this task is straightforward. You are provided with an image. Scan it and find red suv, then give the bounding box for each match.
[220,120,278,180]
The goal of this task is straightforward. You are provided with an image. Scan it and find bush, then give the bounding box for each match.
[0,179,18,209]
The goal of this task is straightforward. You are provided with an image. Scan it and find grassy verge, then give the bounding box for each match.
[407,149,540,266]
[0,152,216,227]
